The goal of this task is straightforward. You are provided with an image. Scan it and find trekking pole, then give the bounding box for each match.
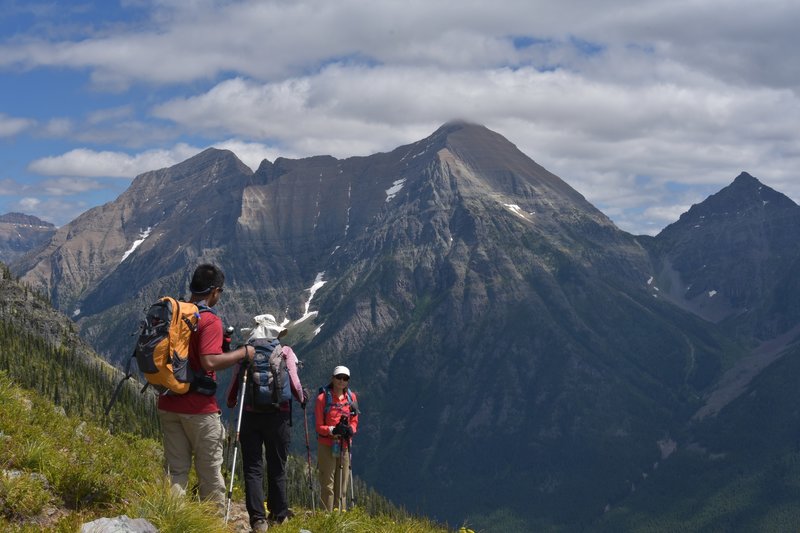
[223,411,234,479]
[338,437,347,511]
[347,439,356,509]
[224,365,248,523]
[104,351,136,416]
[302,403,316,512]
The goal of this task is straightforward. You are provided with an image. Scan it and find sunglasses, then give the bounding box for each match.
[334,375,350,381]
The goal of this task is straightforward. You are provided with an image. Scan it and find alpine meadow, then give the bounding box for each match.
[6,122,800,531]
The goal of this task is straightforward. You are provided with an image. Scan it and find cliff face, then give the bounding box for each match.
[11,123,800,528]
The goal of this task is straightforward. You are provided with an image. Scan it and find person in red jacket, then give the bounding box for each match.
[315,365,359,511]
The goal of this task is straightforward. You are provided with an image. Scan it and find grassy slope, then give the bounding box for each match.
[0,371,454,532]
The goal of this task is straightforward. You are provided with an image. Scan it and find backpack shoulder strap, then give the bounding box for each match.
[320,384,334,417]
[195,303,215,316]
[319,385,359,417]
[346,390,360,415]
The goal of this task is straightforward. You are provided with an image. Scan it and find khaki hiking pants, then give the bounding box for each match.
[318,441,351,511]
[158,410,226,508]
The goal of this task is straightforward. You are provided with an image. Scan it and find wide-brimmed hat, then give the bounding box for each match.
[247,313,288,342]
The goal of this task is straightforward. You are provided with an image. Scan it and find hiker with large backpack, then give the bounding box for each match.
[225,313,308,532]
[157,264,255,510]
[315,365,359,511]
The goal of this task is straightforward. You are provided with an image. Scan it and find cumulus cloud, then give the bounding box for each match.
[0,113,34,137]
[210,140,286,171]
[27,145,203,178]
[41,118,74,137]
[39,177,105,196]
[2,1,798,91]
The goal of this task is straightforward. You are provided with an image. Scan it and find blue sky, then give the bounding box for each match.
[1,0,798,235]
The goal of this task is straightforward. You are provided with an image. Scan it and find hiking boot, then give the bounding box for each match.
[251,519,268,532]
[268,508,293,525]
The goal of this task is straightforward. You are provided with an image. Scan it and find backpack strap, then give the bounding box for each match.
[346,390,359,415]
[320,384,359,418]
[320,385,333,418]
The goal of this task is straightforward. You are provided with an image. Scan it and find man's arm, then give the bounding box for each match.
[200,345,253,372]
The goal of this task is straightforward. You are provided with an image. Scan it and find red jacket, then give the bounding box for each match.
[315,386,359,448]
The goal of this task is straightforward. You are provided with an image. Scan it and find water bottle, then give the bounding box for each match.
[332,439,340,457]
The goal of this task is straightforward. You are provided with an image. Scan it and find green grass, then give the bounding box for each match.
[0,371,452,532]
[0,371,227,531]
[268,506,453,533]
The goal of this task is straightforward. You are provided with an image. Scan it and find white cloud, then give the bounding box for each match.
[210,140,284,171]
[0,113,34,137]
[42,118,74,137]
[27,145,202,178]
[39,177,105,196]
[24,139,278,179]
[87,105,134,125]
[2,1,798,91]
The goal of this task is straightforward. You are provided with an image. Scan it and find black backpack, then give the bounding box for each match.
[246,338,292,411]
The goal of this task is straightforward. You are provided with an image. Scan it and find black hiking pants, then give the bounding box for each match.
[240,409,291,524]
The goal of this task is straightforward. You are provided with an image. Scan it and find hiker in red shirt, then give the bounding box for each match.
[315,365,359,511]
[157,264,254,510]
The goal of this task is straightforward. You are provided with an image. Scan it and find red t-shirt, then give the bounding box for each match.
[157,309,222,414]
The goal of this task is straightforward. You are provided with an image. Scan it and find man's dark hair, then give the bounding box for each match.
[189,263,225,295]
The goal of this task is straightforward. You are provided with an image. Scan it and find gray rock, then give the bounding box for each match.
[80,515,158,533]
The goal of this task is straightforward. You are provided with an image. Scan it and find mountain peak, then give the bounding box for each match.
[733,171,757,183]
[432,119,485,135]
[667,172,796,230]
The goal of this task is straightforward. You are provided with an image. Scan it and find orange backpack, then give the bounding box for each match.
[134,297,202,394]
[105,297,206,415]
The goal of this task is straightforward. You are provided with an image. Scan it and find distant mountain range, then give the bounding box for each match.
[0,212,55,264]
[9,122,800,531]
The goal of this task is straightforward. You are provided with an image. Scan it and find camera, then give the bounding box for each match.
[222,325,235,352]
